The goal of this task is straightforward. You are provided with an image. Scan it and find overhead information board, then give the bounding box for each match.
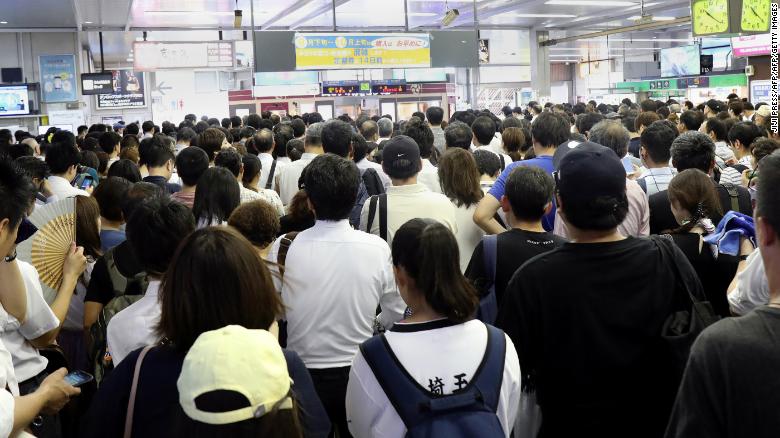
[81,73,114,95]
[134,41,234,71]
[295,33,430,70]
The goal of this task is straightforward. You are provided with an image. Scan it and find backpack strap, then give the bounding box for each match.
[366,195,378,234]
[637,177,647,194]
[360,324,506,429]
[277,232,299,279]
[379,193,388,242]
[266,160,277,190]
[720,182,740,213]
[499,154,506,171]
[124,345,154,438]
[482,235,498,290]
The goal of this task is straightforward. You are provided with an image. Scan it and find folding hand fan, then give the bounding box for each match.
[16,197,77,303]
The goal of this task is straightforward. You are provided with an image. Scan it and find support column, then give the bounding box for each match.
[530,29,551,101]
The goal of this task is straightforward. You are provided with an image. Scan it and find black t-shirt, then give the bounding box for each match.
[666,307,780,438]
[465,229,566,307]
[668,233,738,318]
[84,241,144,305]
[649,181,752,234]
[497,237,696,438]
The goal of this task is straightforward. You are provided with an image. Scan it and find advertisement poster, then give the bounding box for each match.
[38,54,78,102]
[295,33,430,70]
[97,70,146,109]
[479,39,490,64]
[750,80,771,102]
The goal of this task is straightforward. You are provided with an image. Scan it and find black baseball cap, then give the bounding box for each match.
[553,140,603,170]
[382,135,421,179]
[556,142,626,204]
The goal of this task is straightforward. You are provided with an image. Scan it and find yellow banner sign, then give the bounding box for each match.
[295,33,431,70]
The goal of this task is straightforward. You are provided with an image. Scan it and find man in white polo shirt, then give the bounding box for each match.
[277,122,324,205]
[45,133,90,199]
[268,154,406,438]
[360,135,457,246]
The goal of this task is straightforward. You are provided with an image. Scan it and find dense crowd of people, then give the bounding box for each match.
[0,93,778,438]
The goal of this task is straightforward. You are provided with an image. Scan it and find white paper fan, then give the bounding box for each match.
[16,197,76,303]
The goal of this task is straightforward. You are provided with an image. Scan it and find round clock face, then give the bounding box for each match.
[741,0,770,31]
[692,0,730,35]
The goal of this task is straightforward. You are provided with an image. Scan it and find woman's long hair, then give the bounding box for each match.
[437,148,483,208]
[666,169,722,234]
[76,195,102,259]
[193,167,240,226]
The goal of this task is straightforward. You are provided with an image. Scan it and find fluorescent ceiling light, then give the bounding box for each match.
[550,54,583,57]
[502,13,577,17]
[84,21,93,24]
[570,16,595,22]
[627,15,676,20]
[608,47,658,50]
[126,58,133,62]
[0,21,7,24]
[407,12,437,16]
[144,10,234,16]
[549,47,587,51]
[610,38,691,42]
[546,0,637,5]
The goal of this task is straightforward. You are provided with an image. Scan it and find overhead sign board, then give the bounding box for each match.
[731,33,770,57]
[133,41,234,71]
[295,33,431,70]
[97,70,145,109]
[81,73,114,95]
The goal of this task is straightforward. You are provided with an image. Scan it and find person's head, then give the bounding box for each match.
[382,135,422,181]
[245,114,262,130]
[350,133,370,163]
[13,156,49,191]
[107,159,142,183]
[358,120,378,142]
[667,169,722,233]
[656,106,671,120]
[227,200,280,250]
[501,127,525,161]
[197,128,227,162]
[75,195,102,259]
[444,121,472,150]
[751,138,780,167]
[426,107,444,126]
[0,161,36,256]
[471,116,496,147]
[177,127,197,146]
[125,123,140,136]
[639,120,677,166]
[635,111,661,134]
[230,115,242,129]
[241,154,262,189]
[473,149,501,179]
[588,120,630,158]
[127,195,196,277]
[139,134,175,177]
[575,113,605,138]
[157,227,284,351]
[92,176,133,224]
[273,123,295,159]
[728,100,744,118]
[77,125,89,137]
[756,151,780,282]
[214,149,243,179]
[142,120,155,134]
[502,166,554,223]
[402,117,434,159]
[679,110,705,133]
[701,117,728,143]
[176,146,210,188]
[377,117,393,138]
[670,131,716,173]
[556,143,628,232]
[193,167,241,226]
[121,134,140,152]
[728,122,764,157]
[98,131,122,156]
[302,154,359,221]
[437,148,482,208]
[391,219,478,322]
[45,139,81,178]
[320,120,353,158]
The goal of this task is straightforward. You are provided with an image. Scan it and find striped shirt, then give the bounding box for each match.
[637,167,676,196]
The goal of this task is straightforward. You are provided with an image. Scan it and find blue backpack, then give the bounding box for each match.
[476,235,499,324]
[360,324,507,438]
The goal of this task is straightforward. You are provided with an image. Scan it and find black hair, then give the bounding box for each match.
[215,149,243,178]
[241,154,262,187]
[473,149,501,177]
[193,167,241,226]
[286,139,304,161]
[588,120,630,157]
[139,135,175,168]
[221,118,232,129]
[308,112,323,124]
[728,122,764,148]
[391,219,478,323]
[501,116,523,131]
[176,147,210,187]
[126,195,196,276]
[273,123,295,158]
[321,120,353,158]
[576,113,605,136]
[239,126,256,140]
[230,115,242,129]
[246,114,262,130]
[8,143,33,160]
[303,154,359,221]
[178,127,197,143]
[45,140,82,174]
[671,131,716,172]
[142,121,155,133]
[532,112,570,147]
[80,150,99,170]
[506,166,554,221]
[426,107,444,125]
[679,110,705,131]
[14,156,50,181]
[704,118,728,142]
[290,118,306,138]
[125,123,140,136]
[122,182,162,221]
[471,116,496,146]
[98,131,122,155]
[403,117,434,158]
[444,122,472,150]
[640,120,677,164]
[560,189,629,232]
[0,161,36,229]
[640,100,657,112]
[107,159,142,183]
[93,176,133,222]
[351,133,369,163]
[757,152,780,233]
[377,118,393,138]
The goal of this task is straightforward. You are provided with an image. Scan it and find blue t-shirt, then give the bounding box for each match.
[487,155,556,231]
[100,229,126,253]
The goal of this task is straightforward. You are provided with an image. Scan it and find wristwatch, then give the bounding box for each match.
[3,248,17,263]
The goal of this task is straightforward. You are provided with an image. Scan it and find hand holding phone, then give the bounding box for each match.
[63,370,94,387]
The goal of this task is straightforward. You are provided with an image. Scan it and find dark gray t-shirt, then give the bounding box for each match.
[666,306,780,438]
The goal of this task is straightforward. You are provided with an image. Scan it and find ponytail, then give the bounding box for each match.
[392,219,479,322]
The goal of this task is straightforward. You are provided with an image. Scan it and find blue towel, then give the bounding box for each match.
[703,211,756,256]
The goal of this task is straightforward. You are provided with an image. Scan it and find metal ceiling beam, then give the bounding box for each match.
[70,0,83,31]
[124,0,136,31]
[554,2,682,30]
[258,0,320,30]
[540,16,690,45]
[286,0,354,30]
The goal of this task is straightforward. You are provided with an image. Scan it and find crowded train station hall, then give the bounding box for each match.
[0,0,778,436]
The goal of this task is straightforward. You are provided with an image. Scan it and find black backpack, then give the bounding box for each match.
[361,168,385,197]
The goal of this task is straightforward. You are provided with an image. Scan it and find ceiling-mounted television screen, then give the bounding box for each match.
[81,73,114,95]
[660,45,701,78]
[0,85,31,117]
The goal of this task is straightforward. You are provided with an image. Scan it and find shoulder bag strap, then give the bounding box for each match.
[124,345,154,438]
[650,235,705,305]
[379,193,388,242]
[482,235,498,286]
[277,232,300,279]
[471,325,507,412]
[366,195,378,233]
[266,160,277,190]
[499,154,506,171]
[721,182,740,212]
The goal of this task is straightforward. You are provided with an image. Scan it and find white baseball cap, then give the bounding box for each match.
[177,325,293,425]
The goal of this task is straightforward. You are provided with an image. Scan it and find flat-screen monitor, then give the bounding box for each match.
[0,85,30,117]
[731,33,770,57]
[660,45,701,78]
[81,73,115,95]
[1,68,23,83]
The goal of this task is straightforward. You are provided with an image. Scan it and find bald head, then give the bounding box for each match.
[589,120,630,158]
[360,120,378,142]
